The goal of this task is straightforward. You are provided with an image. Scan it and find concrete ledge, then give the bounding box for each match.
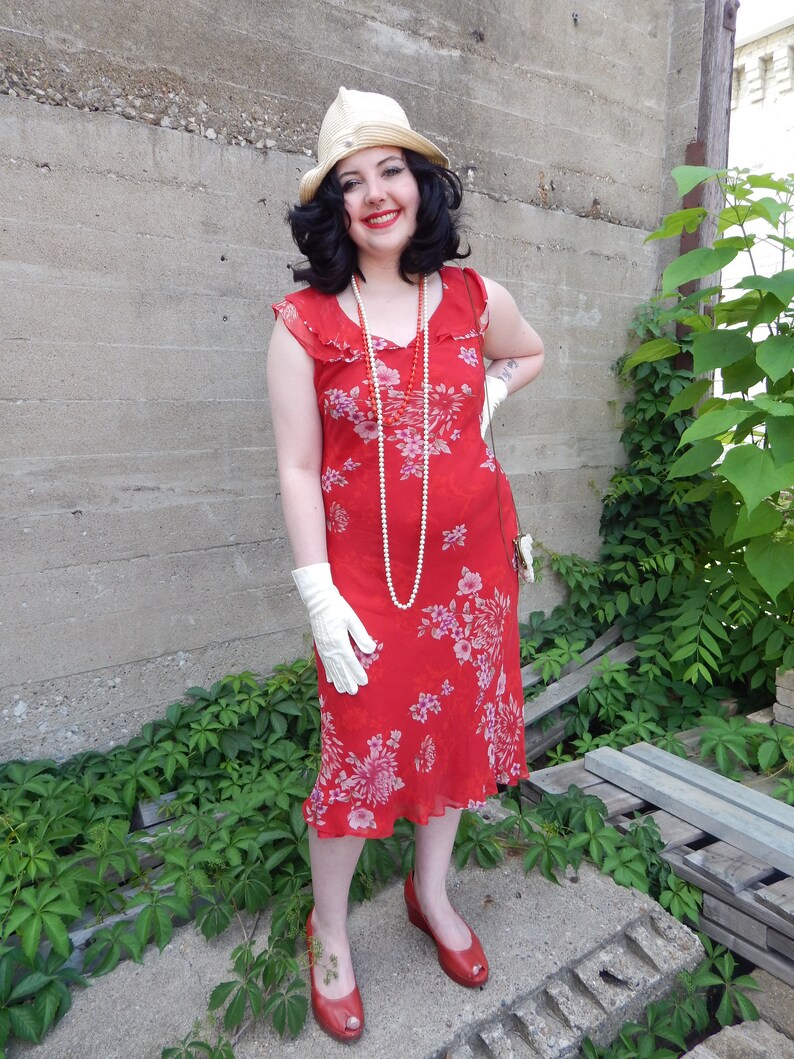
[9,858,702,1059]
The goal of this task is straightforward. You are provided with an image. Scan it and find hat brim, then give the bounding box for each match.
[298,125,449,204]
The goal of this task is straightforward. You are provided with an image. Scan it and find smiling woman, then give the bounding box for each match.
[266,87,544,1043]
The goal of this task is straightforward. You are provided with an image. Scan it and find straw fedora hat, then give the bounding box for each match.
[298,87,449,204]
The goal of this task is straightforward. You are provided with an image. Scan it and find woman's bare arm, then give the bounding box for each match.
[481,277,545,394]
[266,318,328,568]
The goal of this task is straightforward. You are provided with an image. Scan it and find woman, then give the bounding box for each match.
[267,87,544,1042]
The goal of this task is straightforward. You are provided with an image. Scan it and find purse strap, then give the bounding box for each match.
[458,267,524,567]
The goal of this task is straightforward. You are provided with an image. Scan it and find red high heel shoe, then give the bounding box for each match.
[404,872,489,988]
[305,911,364,1043]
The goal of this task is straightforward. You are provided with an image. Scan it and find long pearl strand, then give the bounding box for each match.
[350,274,430,611]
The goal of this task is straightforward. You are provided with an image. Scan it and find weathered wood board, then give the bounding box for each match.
[584,747,794,876]
[702,893,768,946]
[621,743,794,835]
[527,758,604,797]
[683,840,777,895]
[647,810,707,851]
[524,715,565,763]
[663,847,794,942]
[523,641,637,726]
[769,929,794,961]
[754,878,794,926]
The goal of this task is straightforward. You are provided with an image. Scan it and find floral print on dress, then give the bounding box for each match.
[409,691,442,724]
[344,731,404,805]
[442,525,467,550]
[414,735,436,773]
[326,501,349,534]
[415,567,520,784]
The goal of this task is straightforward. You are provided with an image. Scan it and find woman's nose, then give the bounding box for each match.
[364,179,385,204]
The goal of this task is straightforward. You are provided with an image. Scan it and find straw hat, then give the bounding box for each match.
[298,87,449,204]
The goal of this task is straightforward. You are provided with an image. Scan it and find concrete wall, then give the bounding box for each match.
[1,0,708,761]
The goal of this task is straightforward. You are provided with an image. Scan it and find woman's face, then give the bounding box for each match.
[335,146,420,260]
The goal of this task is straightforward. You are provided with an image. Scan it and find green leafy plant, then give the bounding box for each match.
[0,663,323,1053]
[581,936,759,1058]
[625,166,794,685]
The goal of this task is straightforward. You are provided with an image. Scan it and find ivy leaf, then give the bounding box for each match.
[222,985,248,1032]
[622,337,679,373]
[746,538,794,602]
[768,417,794,465]
[8,1004,42,1043]
[728,502,783,545]
[662,246,739,295]
[751,396,793,420]
[756,335,794,383]
[736,269,794,308]
[645,207,708,242]
[719,446,794,514]
[721,354,766,394]
[667,378,712,415]
[690,331,754,373]
[208,980,237,1012]
[679,404,755,446]
[667,439,722,479]
[671,165,723,196]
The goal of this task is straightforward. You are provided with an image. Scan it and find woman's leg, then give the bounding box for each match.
[412,808,482,968]
[308,827,366,1021]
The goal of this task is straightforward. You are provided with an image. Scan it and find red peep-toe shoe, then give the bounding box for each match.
[404,871,489,988]
[305,911,364,1043]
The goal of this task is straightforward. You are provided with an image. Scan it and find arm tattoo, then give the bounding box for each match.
[499,359,519,385]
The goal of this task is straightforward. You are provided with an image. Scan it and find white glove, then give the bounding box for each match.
[480,376,508,438]
[292,563,376,695]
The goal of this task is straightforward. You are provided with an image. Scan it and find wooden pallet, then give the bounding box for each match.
[526,740,794,987]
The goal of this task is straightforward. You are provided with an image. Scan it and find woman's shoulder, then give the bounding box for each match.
[272,286,362,363]
[438,266,489,334]
[273,284,330,315]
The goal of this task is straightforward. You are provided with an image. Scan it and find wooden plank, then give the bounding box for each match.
[703,893,768,947]
[769,929,794,962]
[523,642,637,725]
[521,625,622,689]
[755,879,794,926]
[130,790,179,830]
[663,848,794,942]
[683,840,777,895]
[593,784,646,819]
[675,728,704,756]
[585,746,794,877]
[698,916,794,989]
[524,714,565,763]
[621,743,794,835]
[527,758,604,797]
[647,810,707,851]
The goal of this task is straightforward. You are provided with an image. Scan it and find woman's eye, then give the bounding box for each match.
[341,179,360,193]
[384,166,404,177]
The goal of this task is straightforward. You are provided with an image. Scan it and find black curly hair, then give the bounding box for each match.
[287,149,470,294]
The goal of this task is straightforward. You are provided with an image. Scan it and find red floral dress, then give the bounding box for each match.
[273,266,528,838]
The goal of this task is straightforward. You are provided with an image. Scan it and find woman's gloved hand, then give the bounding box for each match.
[480,375,508,438]
[291,563,377,694]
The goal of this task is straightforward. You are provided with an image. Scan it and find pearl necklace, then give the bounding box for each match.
[350,273,430,611]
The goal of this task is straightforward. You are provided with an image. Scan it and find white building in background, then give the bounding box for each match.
[730,14,794,173]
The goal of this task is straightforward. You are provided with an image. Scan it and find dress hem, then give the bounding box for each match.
[306,769,530,840]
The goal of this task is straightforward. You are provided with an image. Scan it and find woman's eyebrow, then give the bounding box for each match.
[337,155,404,180]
